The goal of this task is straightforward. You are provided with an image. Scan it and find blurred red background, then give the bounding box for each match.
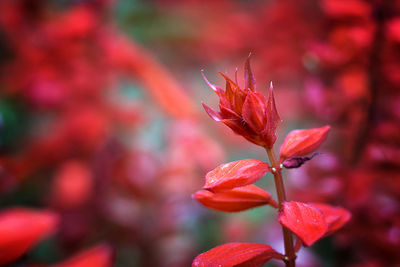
[0,0,399,266]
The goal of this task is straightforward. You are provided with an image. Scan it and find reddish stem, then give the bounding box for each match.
[266,147,296,267]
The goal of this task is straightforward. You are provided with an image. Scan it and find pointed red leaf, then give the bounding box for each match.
[192,242,282,267]
[193,184,278,212]
[0,208,59,265]
[223,74,235,106]
[201,70,225,96]
[244,55,256,91]
[219,72,245,114]
[53,244,113,267]
[310,203,351,236]
[202,103,224,121]
[279,125,331,160]
[262,82,281,147]
[242,91,267,133]
[279,201,328,246]
[203,159,270,192]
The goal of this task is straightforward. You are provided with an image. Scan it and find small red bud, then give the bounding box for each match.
[279,125,331,161]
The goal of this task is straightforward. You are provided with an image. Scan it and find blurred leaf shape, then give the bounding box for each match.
[0,208,59,265]
[52,244,113,267]
[51,161,93,209]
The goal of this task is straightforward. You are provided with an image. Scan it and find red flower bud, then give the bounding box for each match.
[279,125,331,161]
[193,184,278,212]
[203,159,270,192]
[192,242,283,267]
[279,201,328,246]
[202,57,281,147]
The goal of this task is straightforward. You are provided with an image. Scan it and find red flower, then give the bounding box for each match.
[193,184,278,212]
[202,56,281,147]
[0,208,59,265]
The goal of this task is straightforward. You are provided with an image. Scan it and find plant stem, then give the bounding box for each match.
[266,147,296,267]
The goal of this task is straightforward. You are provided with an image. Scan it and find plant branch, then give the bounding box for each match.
[266,147,296,267]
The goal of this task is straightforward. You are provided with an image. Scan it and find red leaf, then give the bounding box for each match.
[193,184,278,212]
[244,55,256,91]
[53,244,113,267]
[203,159,270,192]
[279,126,331,160]
[0,208,59,265]
[192,242,282,267]
[310,203,351,236]
[279,201,328,246]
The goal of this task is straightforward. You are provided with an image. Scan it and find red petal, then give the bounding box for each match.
[0,208,59,265]
[53,244,113,267]
[204,108,263,147]
[242,91,267,133]
[192,242,282,267]
[279,201,328,246]
[221,119,265,146]
[310,203,351,236]
[244,55,256,91]
[219,72,245,114]
[279,125,331,160]
[193,184,278,212]
[262,82,281,147]
[203,159,270,192]
[204,105,260,145]
[202,103,224,121]
[219,105,240,119]
[201,70,225,96]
